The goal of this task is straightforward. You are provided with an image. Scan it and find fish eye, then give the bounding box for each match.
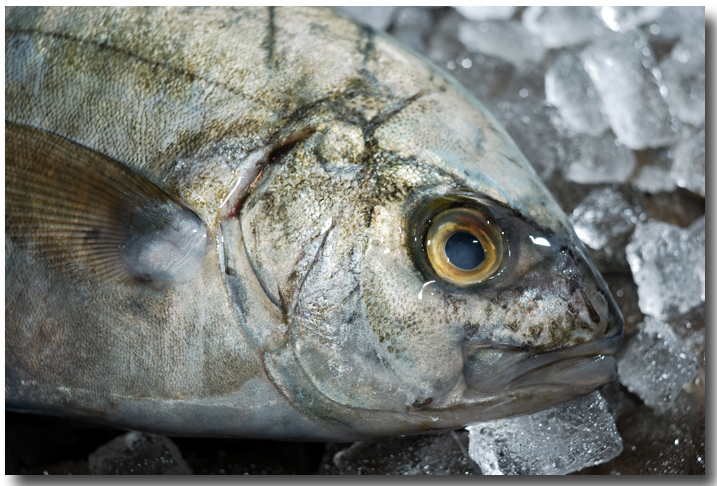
[424,207,503,286]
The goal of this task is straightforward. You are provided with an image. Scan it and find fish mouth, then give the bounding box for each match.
[462,332,621,398]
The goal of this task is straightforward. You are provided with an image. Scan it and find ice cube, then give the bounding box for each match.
[596,6,666,32]
[467,392,623,475]
[389,7,434,54]
[426,10,516,101]
[454,6,516,21]
[545,50,608,136]
[631,148,677,194]
[571,186,640,253]
[580,31,681,150]
[660,39,705,127]
[458,19,546,69]
[688,216,705,301]
[88,432,191,475]
[565,134,636,184]
[633,168,677,195]
[671,125,705,198]
[616,318,699,412]
[523,7,608,48]
[332,431,482,475]
[583,391,704,474]
[665,304,706,407]
[336,6,397,32]
[626,217,705,319]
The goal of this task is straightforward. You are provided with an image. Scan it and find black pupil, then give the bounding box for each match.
[445,231,485,270]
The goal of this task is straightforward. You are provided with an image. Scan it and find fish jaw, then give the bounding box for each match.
[411,337,619,429]
[460,334,619,400]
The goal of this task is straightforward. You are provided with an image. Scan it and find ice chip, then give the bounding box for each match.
[467,392,623,475]
[565,134,636,184]
[617,318,699,412]
[88,432,191,475]
[454,6,516,21]
[458,19,546,69]
[597,6,666,32]
[545,51,608,136]
[336,6,397,32]
[523,7,608,48]
[626,218,705,319]
[581,31,681,149]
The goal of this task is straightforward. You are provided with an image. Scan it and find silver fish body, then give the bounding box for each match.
[5,6,622,441]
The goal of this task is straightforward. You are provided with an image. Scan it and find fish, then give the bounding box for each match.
[5,6,623,441]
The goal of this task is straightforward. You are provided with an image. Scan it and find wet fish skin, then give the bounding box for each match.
[5,7,623,441]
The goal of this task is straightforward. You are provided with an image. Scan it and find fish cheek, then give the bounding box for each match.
[281,216,408,410]
[359,204,466,407]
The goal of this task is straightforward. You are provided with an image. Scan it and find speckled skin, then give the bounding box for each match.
[5,7,622,441]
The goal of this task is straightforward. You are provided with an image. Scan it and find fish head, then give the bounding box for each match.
[235,85,623,439]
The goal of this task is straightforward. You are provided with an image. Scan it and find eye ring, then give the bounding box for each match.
[425,207,503,286]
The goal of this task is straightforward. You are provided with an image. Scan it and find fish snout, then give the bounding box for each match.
[461,240,624,395]
[462,234,624,357]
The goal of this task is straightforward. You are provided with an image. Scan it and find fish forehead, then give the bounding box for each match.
[6,6,565,231]
[372,88,571,232]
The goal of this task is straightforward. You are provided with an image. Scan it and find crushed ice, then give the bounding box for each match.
[467,392,623,475]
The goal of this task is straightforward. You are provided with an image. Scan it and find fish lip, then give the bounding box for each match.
[463,332,621,396]
[504,352,617,393]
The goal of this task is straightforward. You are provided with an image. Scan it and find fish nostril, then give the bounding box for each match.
[556,248,571,272]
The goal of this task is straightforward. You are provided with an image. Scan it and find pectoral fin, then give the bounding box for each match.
[5,122,208,283]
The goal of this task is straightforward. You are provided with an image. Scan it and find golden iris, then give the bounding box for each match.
[425,207,503,286]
